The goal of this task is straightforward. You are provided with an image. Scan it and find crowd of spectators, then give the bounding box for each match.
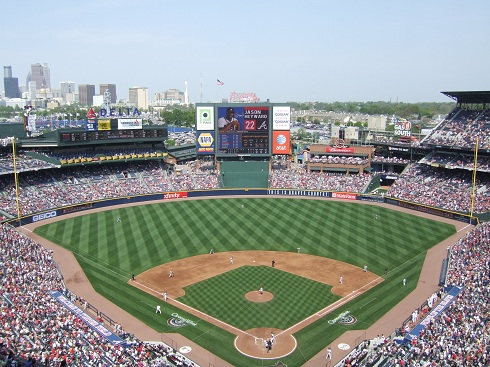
[0,224,198,367]
[424,108,490,150]
[269,167,372,192]
[387,164,490,213]
[371,156,411,165]
[309,155,369,165]
[419,152,490,172]
[336,221,490,367]
[0,153,56,174]
[0,161,220,218]
[41,147,166,164]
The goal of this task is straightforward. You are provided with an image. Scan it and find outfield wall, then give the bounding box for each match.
[8,189,475,227]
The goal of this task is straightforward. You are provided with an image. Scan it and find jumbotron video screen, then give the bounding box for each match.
[216,106,270,155]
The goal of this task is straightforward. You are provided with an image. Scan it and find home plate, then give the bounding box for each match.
[179,346,192,354]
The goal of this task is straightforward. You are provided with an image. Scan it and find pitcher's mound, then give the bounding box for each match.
[245,291,273,302]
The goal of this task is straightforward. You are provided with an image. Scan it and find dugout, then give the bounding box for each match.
[217,160,269,188]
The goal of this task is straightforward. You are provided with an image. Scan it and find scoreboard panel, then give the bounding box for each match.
[216,105,270,156]
[59,129,166,143]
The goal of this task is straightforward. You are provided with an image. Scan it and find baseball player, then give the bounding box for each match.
[156,305,161,314]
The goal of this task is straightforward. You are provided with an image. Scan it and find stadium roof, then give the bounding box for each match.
[441,91,490,103]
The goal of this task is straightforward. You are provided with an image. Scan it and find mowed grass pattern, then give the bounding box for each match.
[34,198,457,367]
[180,266,338,330]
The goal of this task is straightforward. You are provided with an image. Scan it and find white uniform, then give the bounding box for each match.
[156,305,161,314]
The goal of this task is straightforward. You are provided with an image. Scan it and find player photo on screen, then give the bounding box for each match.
[217,107,242,132]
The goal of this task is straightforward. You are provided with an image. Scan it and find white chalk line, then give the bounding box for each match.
[133,281,256,339]
[278,276,383,338]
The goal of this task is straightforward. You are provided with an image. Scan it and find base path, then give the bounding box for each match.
[18,196,474,367]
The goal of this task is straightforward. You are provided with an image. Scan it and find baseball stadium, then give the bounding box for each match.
[1,92,489,367]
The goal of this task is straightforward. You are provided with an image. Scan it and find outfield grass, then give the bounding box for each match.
[34,198,456,367]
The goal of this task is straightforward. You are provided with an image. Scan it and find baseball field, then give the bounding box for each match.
[31,198,457,366]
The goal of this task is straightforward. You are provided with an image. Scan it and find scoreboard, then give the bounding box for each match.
[216,106,270,156]
[59,128,166,143]
[196,103,291,157]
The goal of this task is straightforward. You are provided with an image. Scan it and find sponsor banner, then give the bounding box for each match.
[272,131,290,154]
[196,106,215,131]
[381,175,399,180]
[62,203,94,215]
[272,106,291,130]
[394,120,412,137]
[50,290,125,345]
[388,146,409,152]
[32,210,57,222]
[357,195,385,203]
[196,131,215,155]
[325,147,355,153]
[98,119,111,130]
[118,118,142,130]
[267,189,330,198]
[86,119,97,131]
[332,192,357,200]
[164,192,188,200]
[405,286,462,342]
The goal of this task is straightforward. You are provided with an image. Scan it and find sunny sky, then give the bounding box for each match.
[2,0,489,104]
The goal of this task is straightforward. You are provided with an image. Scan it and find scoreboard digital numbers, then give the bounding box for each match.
[59,129,166,143]
[217,106,270,155]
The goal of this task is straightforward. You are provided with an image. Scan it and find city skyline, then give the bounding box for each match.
[2,0,490,104]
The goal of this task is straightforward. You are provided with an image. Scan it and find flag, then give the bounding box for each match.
[217,79,224,85]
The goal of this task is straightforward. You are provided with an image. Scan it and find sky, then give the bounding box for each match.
[2,0,490,104]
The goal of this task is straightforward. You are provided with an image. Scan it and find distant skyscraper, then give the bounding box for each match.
[4,66,20,98]
[129,87,148,109]
[99,84,117,103]
[4,66,12,78]
[43,63,51,90]
[28,63,51,90]
[60,81,75,103]
[28,81,37,101]
[78,84,96,106]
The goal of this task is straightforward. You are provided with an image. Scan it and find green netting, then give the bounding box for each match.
[220,161,269,188]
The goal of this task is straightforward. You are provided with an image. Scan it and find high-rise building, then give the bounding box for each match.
[78,84,96,106]
[99,84,117,103]
[129,87,148,109]
[43,63,51,90]
[3,66,20,98]
[28,63,51,90]
[60,81,75,102]
[28,81,37,101]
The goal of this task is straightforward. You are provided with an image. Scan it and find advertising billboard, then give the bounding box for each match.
[196,106,215,131]
[272,106,291,130]
[272,131,290,154]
